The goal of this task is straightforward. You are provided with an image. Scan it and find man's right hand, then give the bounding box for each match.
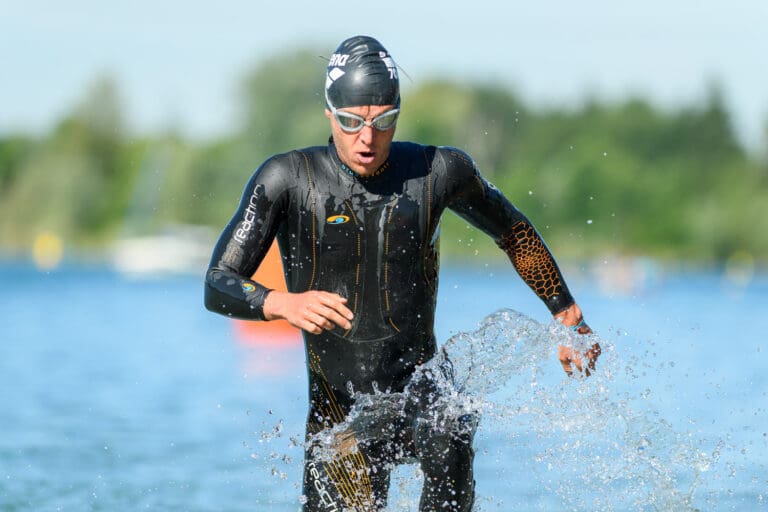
[263,290,353,334]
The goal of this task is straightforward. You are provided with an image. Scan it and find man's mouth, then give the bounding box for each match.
[357,151,376,164]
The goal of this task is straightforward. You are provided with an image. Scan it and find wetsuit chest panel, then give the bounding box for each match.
[305,149,433,343]
[313,190,423,342]
[379,193,429,321]
[280,145,438,396]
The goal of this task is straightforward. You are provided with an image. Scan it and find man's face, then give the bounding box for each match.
[325,104,397,176]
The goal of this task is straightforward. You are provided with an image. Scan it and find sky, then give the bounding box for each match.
[2,0,767,150]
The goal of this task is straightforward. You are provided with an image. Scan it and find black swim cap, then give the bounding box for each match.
[325,35,400,108]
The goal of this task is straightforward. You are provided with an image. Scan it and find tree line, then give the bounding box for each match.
[1,49,766,265]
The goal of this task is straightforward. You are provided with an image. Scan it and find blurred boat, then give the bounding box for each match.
[111,146,216,278]
[111,225,214,277]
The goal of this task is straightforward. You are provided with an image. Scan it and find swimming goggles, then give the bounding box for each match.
[326,94,399,133]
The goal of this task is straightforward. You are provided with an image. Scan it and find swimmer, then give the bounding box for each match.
[205,35,600,512]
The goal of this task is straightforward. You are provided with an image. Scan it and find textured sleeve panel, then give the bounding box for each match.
[497,220,575,314]
[435,147,575,314]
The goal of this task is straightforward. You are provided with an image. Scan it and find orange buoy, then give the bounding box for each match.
[234,241,301,346]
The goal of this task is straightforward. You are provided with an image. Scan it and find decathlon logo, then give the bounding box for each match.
[326,215,350,225]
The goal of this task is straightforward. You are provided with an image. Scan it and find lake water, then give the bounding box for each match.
[1,261,766,511]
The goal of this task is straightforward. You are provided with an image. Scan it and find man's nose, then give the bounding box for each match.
[358,124,375,144]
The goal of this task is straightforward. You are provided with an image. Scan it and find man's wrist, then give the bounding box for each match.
[262,290,283,321]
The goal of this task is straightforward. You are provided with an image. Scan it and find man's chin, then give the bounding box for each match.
[350,158,383,176]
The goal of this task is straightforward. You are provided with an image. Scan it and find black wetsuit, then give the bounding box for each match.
[205,140,575,511]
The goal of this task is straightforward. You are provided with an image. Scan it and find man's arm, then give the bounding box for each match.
[204,156,289,320]
[440,148,574,314]
[204,154,353,333]
[440,147,599,374]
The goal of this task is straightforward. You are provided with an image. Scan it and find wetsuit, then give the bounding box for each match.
[205,140,575,511]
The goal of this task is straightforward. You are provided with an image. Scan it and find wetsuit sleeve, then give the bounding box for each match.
[439,147,575,315]
[204,154,292,320]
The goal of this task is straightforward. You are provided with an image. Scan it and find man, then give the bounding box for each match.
[205,35,599,512]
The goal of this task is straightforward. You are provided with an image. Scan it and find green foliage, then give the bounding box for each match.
[239,49,329,160]
[398,80,525,176]
[0,136,34,189]
[1,48,767,264]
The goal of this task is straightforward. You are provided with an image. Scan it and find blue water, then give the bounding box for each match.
[1,262,766,511]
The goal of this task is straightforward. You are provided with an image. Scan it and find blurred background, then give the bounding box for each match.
[2,1,767,511]
[2,0,767,269]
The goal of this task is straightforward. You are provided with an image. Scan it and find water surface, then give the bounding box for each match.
[1,263,766,510]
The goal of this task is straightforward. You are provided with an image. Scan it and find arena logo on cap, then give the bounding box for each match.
[329,53,349,67]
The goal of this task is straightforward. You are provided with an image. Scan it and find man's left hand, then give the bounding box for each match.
[554,303,601,377]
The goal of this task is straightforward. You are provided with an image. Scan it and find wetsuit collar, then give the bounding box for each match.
[327,137,390,180]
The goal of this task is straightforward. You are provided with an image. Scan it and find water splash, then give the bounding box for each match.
[447,310,721,511]
[258,308,734,510]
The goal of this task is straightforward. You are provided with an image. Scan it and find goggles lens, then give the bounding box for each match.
[330,106,399,133]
